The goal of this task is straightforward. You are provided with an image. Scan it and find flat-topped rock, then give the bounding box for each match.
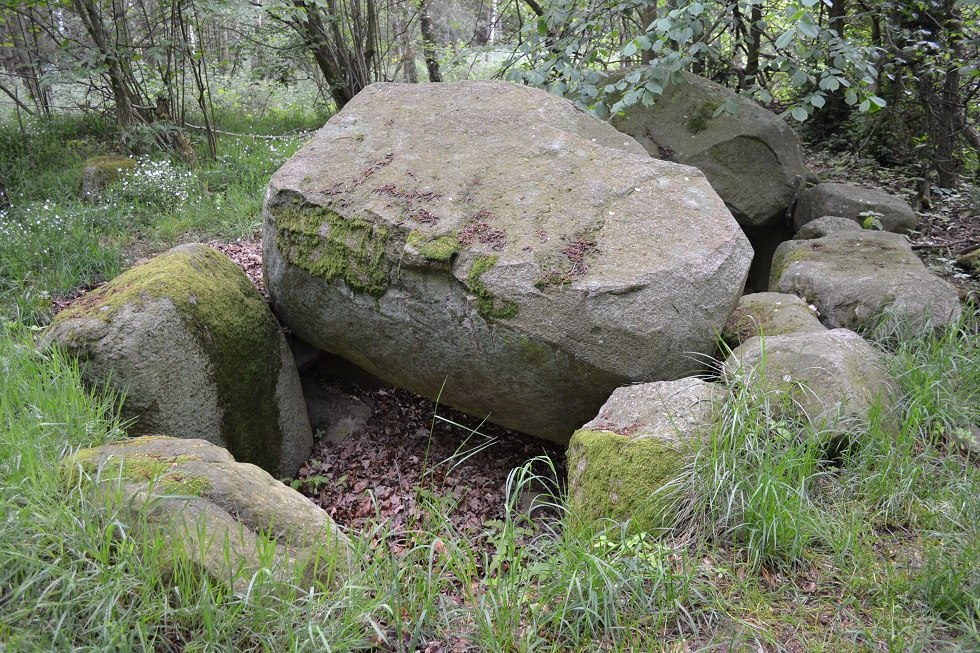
[264,81,753,443]
[770,230,961,336]
[794,215,862,240]
[722,292,825,347]
[793,182,918,234]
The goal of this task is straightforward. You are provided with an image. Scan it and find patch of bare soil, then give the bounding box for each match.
[298,365,567,551]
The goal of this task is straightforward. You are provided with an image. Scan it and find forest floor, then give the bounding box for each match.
[213,143,980,557]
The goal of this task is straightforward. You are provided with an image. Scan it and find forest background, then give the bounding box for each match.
[1,0,978,185]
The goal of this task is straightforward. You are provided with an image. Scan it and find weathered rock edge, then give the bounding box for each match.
[263,80,753,443]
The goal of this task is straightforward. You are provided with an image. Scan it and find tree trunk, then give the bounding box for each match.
[396,3,419,83]
[418,0,441,82]
[72,0,144,128]
[744,2,763,86]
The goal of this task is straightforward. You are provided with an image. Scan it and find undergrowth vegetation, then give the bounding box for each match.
[0,113,978,651]
[0,114,313,325]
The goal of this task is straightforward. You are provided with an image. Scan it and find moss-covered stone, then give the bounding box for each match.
[686,100,723,134]
[271,205,391,298]
[567,429,686,534]
[406,231,461,263]
[48,245,295,474]
[61,448,210,496]
[466,255,518,320]
[79,156,137,202]
[60,436,355,595]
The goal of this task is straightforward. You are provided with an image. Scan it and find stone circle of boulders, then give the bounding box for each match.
[42,243,313,477]
[770,229,962,336]
[609,71,809,228]
[792,182,919,234]
[45,79,969,546]
[263,80,753,443]
[60,436,355,593]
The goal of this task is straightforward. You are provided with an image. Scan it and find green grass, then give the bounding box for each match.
[0,114,308,325]
[1,111,979,650]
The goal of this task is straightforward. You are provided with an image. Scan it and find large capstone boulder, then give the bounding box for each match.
[723,329,897,434]
[568,378,724,533]
[609,72,808,227]
[42,244,312,477]
[770,230,962,336]
[60,436,355,593]
[263,81,753,443]
[792,182,918,234]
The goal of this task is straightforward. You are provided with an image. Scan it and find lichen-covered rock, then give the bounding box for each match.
[60,436,355,593]
[263,81,752,443]
[79,155,136,203]
[770,230,961,336]
[794,215,862,240]
[610,72,807,227]
[42,244,312,477]
[723,329,896,431]
[567,378,724,533]
[792,182,918,234]
[722,292,825,348]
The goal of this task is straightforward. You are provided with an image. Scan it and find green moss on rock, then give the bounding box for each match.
[406,231,461,262]
[466,255,518,320]
[271,205,391,298]
[60,448,210,497]
[686,100,722,134]
[52,245,287,473]
[567,429,686,534]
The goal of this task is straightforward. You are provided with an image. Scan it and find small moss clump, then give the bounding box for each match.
[406,231,461,263]
[271,205,391,298]
[466,255,518,320]
[686,100,723,134]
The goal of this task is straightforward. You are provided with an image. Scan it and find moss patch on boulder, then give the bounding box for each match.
[271,204,391,298]
[568,429,687,534]
[46,244,305,475]
[406,231,461,263]
[466,255,518,320]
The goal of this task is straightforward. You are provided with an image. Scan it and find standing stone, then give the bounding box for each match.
[42,244,313,477]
